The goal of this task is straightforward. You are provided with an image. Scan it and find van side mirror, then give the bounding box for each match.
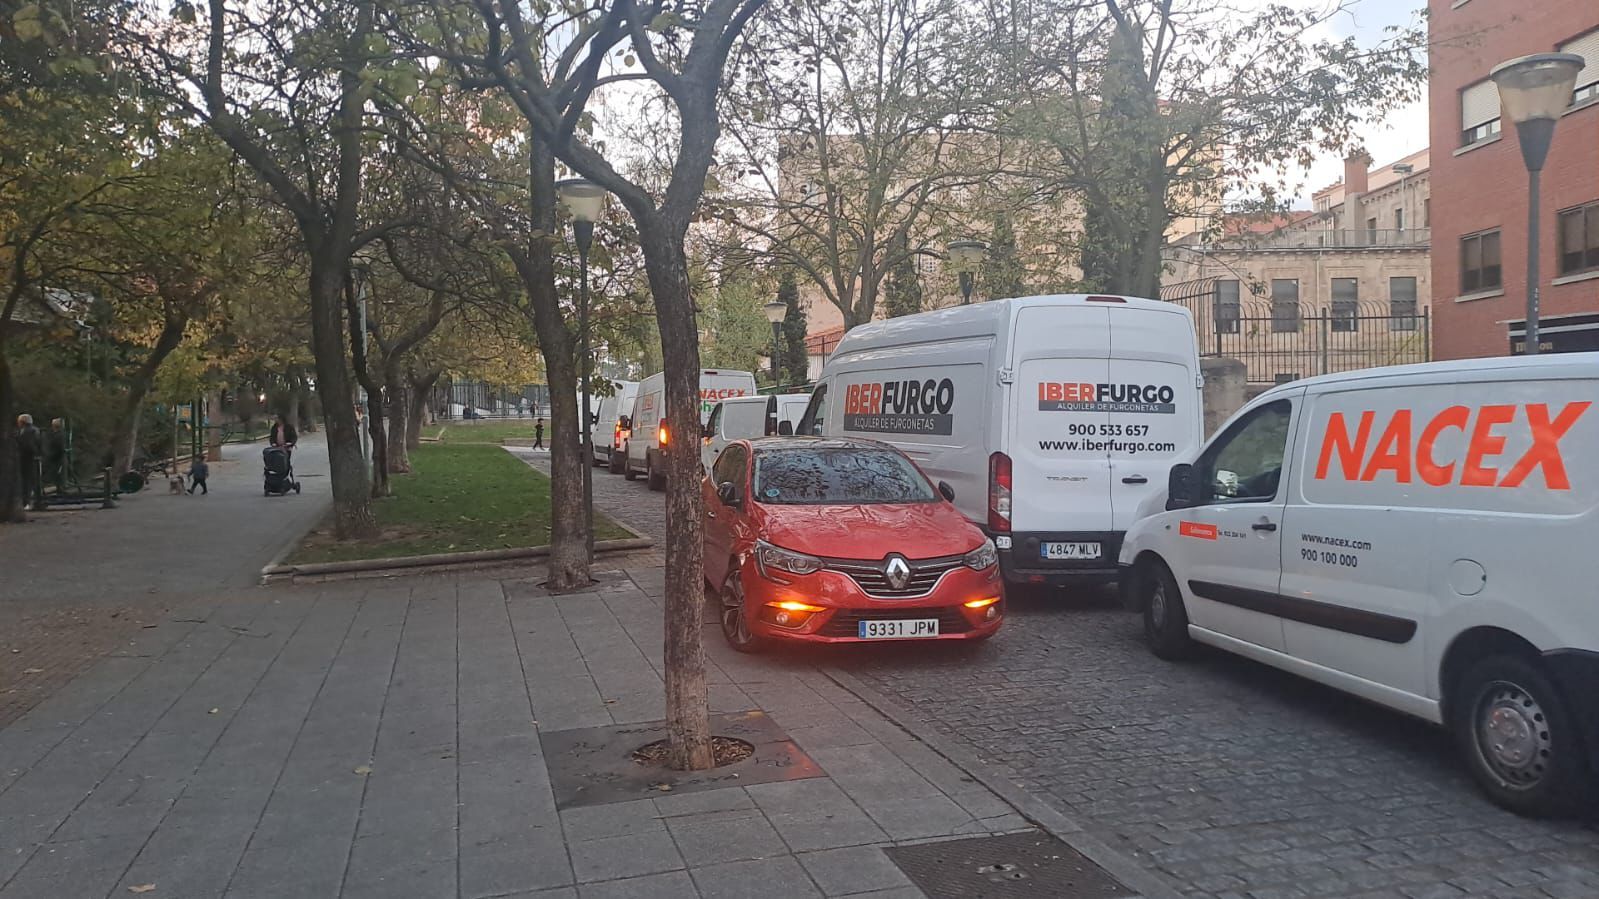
[618,415,631,430]
[937,481,955,502]
[1166,463,1199,510]
[702,422,714,440]
[778,421,794,436]
[716,481,739,507]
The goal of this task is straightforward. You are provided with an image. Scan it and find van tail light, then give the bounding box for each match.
[659,420,669,447]
[988,452,1012,533]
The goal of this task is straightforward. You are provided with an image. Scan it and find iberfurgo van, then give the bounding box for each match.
[627,369,756,491]
[799,295,1203,585]
[1119,353,1599,817]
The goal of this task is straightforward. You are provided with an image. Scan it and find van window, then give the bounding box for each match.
[798,384,828,436]
[704,403,722,438]
[1197,400,1292,503]
[722,400,768,439]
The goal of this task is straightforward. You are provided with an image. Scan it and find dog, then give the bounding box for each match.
[169,475,187,494]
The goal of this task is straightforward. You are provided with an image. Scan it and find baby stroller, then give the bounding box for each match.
[263,445,301,496]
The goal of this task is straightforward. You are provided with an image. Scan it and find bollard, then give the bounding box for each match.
[102,466,114,508]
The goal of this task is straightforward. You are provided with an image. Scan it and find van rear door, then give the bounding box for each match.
[1105,307,1203,531]
[699,371,758,424]
[1009,304,1113,537]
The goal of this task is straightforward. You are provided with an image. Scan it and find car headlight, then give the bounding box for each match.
[962,538,998,571]
[755,541,824,579]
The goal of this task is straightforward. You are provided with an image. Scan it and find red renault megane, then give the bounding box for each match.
[702,437,1004,651]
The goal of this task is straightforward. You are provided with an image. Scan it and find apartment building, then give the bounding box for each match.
[1429,1,1599,358]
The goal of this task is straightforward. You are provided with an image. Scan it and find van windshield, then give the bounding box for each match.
[721,401,769,438]
[752,448,936,505]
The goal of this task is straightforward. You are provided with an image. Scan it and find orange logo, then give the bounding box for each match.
[1180,521,1218,540]
[1314,402,1591,489]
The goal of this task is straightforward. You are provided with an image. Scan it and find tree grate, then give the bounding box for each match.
[884,830,1134,898]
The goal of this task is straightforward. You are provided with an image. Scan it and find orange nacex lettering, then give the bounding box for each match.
[1313,402,1591,489]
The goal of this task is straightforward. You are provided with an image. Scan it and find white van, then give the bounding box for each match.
[700,393,811,470]
[799,295,1203,585]
[589,380,640,472]
[1118,353,1599,817]
[627,369,757,490]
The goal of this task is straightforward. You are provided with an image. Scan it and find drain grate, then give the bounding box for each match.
[884,830,1133,898]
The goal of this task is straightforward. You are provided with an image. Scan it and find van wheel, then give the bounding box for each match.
[647,454,666,492]
[719,571,767,653]
[624,457,638,481]
[1453,654,1593,817]
[609,448,625,475]
[1141,560,1192,660]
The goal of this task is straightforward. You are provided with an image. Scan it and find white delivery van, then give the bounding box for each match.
[1118,353,1599,817]
[700,393,811,470]
[589,380,640,472]
[799,295,1202,585]
[627,369,757,490]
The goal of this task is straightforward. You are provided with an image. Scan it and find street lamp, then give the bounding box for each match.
[557,177,607,562]
[762,298,788,386]
[947,239,986,305]
[1490,52,1584,356]
[351,246,380,468]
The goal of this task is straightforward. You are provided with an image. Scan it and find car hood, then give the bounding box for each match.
[757,502,983,561]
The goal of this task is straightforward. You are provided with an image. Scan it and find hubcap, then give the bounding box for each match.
[721,579,750,644]
[1475,680,1552,788]
[1149,581,1168,630]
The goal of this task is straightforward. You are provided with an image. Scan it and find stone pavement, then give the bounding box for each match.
[0,560,1116,899]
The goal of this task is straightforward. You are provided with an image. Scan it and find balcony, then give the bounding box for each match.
[1228,228,1431,250]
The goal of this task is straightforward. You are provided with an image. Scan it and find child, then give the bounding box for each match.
[188,457,210,495]
[534,418,545,450]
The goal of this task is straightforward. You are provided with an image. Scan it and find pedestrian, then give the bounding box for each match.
[187,456,209,495]
[269,413,297,450]
[15,414,42,510]
[533,417,545,450]
[45,418,66,493]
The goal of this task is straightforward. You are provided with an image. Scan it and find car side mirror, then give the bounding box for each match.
[716,481,739,507]
[1166,463,1198,510]
[937,481,955,502]
[778,421,794,436]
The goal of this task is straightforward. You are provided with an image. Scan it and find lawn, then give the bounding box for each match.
[289,443,630,564]
[436,420,553,444]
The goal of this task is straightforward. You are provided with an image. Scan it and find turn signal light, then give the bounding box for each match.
[963,597,1001,609]
[769,600,826,612]
[659,421,670,447]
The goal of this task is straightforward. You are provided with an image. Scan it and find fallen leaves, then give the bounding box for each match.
[22,668,43,674]
[353,765,373,776]
[129,885,156,894]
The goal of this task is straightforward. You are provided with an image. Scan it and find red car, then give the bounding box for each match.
[702,437,1004,651]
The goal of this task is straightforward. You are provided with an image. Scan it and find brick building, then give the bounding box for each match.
[1429,1,1599,358]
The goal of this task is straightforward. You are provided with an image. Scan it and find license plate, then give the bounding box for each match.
[1041,541,1102,560]
[857,619,940,639]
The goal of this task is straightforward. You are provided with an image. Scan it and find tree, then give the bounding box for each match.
[778,271,807,386]
[882,234,924,319]
[980,211,1025,299]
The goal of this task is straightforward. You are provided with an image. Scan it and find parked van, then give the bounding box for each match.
[627,369,757,490]
[589,380,640,472]
[701,393,812,471]
[799,295,1203,585]
[1118,353,1599,817]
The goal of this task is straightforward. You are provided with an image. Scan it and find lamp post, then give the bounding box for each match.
[351,249,377,469]
[947,239,987,305]
[762,298,788,387]
[1490,52,1584,356]
[557,178,607,561]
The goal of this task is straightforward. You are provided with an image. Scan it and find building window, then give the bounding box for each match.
[1558,202,1599,277]
[1390,277,1418,331]
[1460,80,1501,147]
[1460,230,1502,294]
[1562,30,1599,106]
[1213,279,1240,334]
[1424,198,1431,227]
[1394,208,1404,232]
[1271,279,1299,333]
[1331,278,1358,332]
[1366,217,1377,244]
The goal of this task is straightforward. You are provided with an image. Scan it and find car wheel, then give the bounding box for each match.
[719,570,766,653]
[1454,654,1593,817]
[609,448,625,475]
[647,454,665,492]
[624,456,638,481]
[1141,559,1192,660]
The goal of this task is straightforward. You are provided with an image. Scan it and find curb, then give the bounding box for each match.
[825,668,1185,899]
[260,537,654,583]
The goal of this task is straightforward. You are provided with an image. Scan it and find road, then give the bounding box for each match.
[575,456,1599,898]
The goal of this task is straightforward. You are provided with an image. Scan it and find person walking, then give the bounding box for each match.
[533,417,545,450]
[45,418,66,494]
[269,413,297,450]
[187,457,209,495]
[15,414,43,510]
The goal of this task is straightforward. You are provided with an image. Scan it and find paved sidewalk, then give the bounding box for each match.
[0,560,1107,899]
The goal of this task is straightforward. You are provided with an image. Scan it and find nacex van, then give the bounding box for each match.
[1118,353,1599,817]
[799,295,1203,586]
[627,369,757,490]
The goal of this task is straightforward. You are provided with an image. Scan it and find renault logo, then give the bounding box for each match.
[884,555,912,591]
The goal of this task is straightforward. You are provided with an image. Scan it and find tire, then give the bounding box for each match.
[624,454,638,481]
[1141,559,1193,660]
[647,454,665,492]
[294,482,301,494]
[1452,654,1594,817]
[608,448,625,475]
[719,570,767,653]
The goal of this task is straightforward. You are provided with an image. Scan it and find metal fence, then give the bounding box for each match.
[1163,278,1431,384]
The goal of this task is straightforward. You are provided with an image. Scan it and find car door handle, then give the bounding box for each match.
[1251,520,1277,532]
[1121,475,1148,485]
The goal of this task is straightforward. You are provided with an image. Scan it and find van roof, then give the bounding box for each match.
[829,294,1187,357]
[1253,351,1599,402]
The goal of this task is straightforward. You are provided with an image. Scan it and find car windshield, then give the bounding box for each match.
[752,448,936,505]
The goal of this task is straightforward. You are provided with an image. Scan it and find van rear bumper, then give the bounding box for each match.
[996,531,1124,585]
[1542,649,1599,765]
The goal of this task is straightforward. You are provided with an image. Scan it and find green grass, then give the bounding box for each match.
[436,420,553,444]
[289,443,630,564]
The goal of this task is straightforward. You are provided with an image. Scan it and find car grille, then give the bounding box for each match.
[819,607,972,637]
[824,555,966,599]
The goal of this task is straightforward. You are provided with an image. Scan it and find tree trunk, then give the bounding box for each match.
[639,223,715,772]
[285,388,302,439]
[406,369,437,451]
[0,349,24,523]
[205,390,223,462]
[110,313,188,476]
[309,256,376,538]
[366,400,388,497]
[385,365,410,473]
